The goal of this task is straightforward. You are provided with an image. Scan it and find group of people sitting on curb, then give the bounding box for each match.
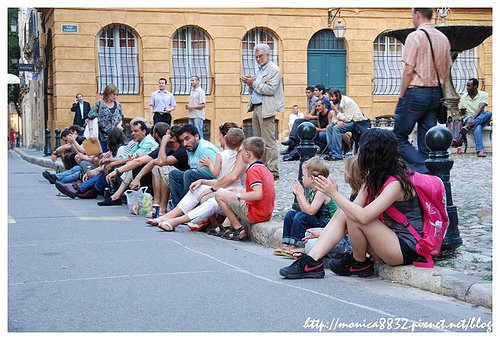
[43,119,275,242]
[281,86,371,162]
[43,111,443,280]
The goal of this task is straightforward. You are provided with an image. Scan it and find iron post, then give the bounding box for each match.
[292,121,318,211]
[425,125,462,250]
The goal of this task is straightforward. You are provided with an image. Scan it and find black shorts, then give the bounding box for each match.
[398,238,419,265]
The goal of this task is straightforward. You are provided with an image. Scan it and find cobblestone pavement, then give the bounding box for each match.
[274,146,492,282]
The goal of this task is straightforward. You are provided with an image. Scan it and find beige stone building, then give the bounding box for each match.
[33,7,491,144]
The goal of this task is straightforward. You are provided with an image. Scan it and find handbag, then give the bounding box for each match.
[420,29,448,124]
[84,100,100,139]
[82,139,102,156]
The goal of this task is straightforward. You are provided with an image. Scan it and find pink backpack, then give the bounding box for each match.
[380,173,449,268]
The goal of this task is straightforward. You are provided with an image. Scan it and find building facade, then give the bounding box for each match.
[23,7,492,146]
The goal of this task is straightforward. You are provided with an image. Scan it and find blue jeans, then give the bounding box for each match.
[313,131,328,152]
[77,172,107,194]
[56,165,82,183]
[168,168,214,206]
[326,121,355,158]
[189,118,204,139]
[464,110,492,152]
[393,87,441,174]
[282,210,328,248]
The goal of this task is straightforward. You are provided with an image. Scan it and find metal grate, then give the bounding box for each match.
[373,35,403,95]
[171,26,212,95]
[373,34,479,96]
[307,29,345,50]
[241,28,278,95]
[451,48,478,94]
[97,25,139,95]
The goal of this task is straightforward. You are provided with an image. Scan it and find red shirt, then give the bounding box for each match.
[245,161,275,223]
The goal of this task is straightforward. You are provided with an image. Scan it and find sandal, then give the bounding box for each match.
[207,224,230,237]
[273,248,299,259]
[146,217,163,226]
[222,226,248,241]
[157,221,175,232]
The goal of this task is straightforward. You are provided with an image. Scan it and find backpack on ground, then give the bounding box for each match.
[447,117,468,151]
[381,173,449,268]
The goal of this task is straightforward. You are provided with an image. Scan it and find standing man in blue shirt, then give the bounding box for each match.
[149,78,176,126]
[241,43,284,180]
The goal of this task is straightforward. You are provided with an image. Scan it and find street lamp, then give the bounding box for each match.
[327,8,346,38]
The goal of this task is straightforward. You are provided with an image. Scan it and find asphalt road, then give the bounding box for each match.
[7,151,492,333]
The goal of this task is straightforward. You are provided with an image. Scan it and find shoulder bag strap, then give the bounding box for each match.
[419,29,443,96]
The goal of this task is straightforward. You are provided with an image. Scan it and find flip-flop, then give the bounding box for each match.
[146,217,162,226]
[273,248,301,259]
[273,248,291,256]
[157,221,175,232]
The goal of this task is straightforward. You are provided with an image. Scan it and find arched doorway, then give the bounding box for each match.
[307,29,346,93]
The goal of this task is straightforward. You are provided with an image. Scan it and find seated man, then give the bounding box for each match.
[98,122,170,206]
[133,125,189,215]
[287,104,304,135]
[168,124,218,207]
[50,128,81,170]
[281,84,330,153]
[324,88,369,161]
[283,100,332,162]
[459,78,492,157]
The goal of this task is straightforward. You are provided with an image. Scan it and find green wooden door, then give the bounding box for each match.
[307,30,346,94]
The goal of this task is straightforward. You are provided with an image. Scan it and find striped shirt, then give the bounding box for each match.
[402,23,452,87]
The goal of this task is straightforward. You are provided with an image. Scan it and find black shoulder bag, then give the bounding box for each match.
[420,29,448,124]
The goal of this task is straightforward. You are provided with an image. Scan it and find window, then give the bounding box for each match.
[97,25,139,95]
[451,48,478,94]
[241,28,278,95]
[373,33,478,96]
[171,26,211,95]
[373,35,403,95]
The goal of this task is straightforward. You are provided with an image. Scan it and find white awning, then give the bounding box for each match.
[7,73,20,84]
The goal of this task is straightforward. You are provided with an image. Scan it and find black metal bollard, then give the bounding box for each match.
[54,128,61,149]
[425,125,462,250]
[15,133,20,147]
[44,128,53,156]
[292,121,318,211]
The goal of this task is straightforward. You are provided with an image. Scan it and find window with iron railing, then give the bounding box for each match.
[373,35,403,95]
[373,34,478,96]
[241,28,278,95]
[171,26,212,95]
[451,48,478,94]
[97,25,139,95]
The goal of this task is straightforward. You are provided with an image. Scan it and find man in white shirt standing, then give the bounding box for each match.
[149,78,176,126]
[186,76,207,139]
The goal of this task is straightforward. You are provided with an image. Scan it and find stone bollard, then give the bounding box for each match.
[54,128,61,149]
[292,121,318,211]
[425,125,462,251]
[44,128,53,156]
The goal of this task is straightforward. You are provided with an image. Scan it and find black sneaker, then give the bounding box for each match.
[279,253,325,279]
[55,181,77,199]
[42,170,58,184]
[328,253,374,277]
[97,198,122,206]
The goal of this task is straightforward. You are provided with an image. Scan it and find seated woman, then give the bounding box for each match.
[279,128,424,279]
